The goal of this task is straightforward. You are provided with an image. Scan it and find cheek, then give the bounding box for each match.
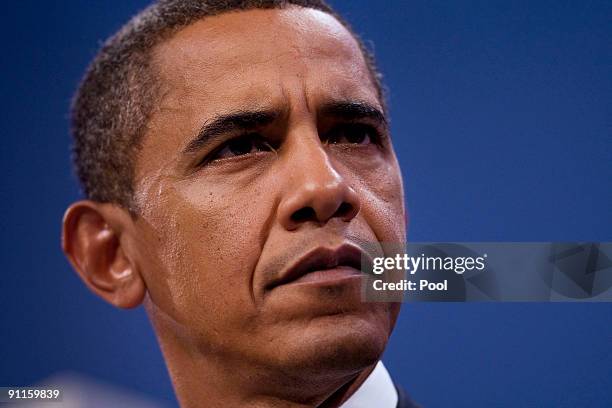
[357,159,406,243]
[331,147,405,243]
[138,179,272,333]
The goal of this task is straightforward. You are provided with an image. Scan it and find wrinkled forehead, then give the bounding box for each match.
[149,6,379,112]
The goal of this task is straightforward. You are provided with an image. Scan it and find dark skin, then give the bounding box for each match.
[63,7,406,408]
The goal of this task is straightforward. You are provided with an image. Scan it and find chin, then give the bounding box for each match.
[273,310,395,377]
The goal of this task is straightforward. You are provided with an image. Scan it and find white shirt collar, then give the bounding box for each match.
[340,361,398,408]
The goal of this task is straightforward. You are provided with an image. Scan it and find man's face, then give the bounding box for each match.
[131,7,406,375]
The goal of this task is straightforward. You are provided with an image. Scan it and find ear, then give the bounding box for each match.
[62,200,146,309]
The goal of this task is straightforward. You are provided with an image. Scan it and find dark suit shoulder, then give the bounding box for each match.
[396,384,421,408]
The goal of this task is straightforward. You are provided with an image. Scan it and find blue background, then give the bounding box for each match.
[1,1,611,407]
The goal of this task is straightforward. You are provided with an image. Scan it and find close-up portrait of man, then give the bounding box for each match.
[61,1,413,407]
[2,0,610,406]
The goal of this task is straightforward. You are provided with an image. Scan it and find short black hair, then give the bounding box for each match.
[71,0,386,210]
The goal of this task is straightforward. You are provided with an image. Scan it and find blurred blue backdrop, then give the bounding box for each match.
[1,1,611,407]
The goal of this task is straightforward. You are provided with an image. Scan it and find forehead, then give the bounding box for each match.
[150,6,378,112]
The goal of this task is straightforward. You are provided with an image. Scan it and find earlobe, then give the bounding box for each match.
[62,200,146,309]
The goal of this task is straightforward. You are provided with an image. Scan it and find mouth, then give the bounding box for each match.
[267,243,371,289]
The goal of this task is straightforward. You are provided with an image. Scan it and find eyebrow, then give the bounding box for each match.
[319,100,387,127]
[183,109,278,154]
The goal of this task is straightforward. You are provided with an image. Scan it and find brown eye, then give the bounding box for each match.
[211,133,272,161]
[327,123,377,145]
[227,138,255,156]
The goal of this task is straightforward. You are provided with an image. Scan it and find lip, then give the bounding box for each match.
[267,243,371,289]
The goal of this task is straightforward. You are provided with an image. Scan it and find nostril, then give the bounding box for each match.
[291,207,316,223]
[335,202,354,219]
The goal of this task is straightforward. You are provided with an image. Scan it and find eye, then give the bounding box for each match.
[209,133,273,162]
[326,123,379,145]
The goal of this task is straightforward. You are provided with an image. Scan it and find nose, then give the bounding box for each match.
[277,142,361,231]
